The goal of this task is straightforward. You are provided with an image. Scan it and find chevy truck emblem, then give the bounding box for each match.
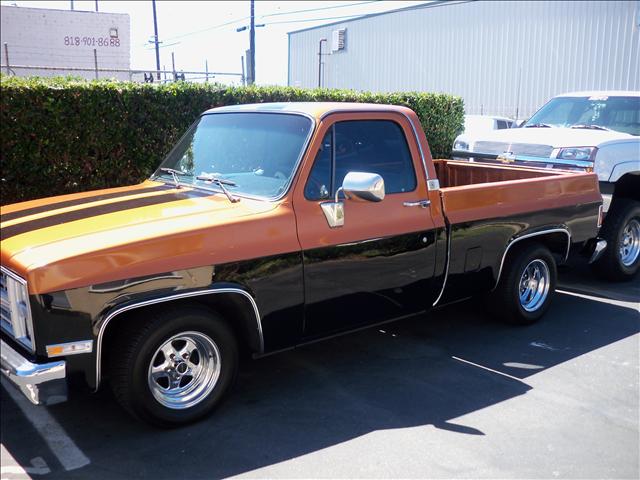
[497,151,516,163]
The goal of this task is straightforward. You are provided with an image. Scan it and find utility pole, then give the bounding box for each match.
[95,0,99,12]
[70,0,74,10]
[152,0,161,81]
[249,0,255,84]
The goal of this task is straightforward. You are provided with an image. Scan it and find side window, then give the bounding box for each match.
[304,131,332,200]
[334,120,416,194]
[496,120,508,129]
[334,120,416,195]
[304,120,417,200]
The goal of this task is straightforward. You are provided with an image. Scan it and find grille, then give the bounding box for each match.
[474,141,554,158]
[0,270,13,335]
[0,267,34,350]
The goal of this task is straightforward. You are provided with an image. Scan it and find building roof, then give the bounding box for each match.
[0,4,127,16]
[204,102,412,119]
[555,91,640,97]
[287,0,472,35]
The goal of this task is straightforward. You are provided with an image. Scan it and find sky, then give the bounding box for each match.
[0,0,427,85]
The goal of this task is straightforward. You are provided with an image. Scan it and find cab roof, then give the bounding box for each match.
[203,102,412,119]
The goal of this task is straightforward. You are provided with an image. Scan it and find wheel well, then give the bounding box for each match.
[100,294,262,387]
[527,232,570,263]
[494,230,569,289]
[613,173,640,203]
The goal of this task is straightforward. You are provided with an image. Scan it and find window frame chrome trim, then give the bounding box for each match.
[94,287,263,389]
[492,227,571,290]
[319,109,431,181]
[0,266,35,352]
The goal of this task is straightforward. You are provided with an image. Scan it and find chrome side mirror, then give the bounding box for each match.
[320,172,385,228]
[341,171,385,202]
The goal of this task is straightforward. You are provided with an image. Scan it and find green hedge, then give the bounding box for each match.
[0,76,464,204]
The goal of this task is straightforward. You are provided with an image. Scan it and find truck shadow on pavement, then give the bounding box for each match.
[2,285,639,479]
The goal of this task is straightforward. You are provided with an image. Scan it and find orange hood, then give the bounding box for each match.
[1,181,299,294]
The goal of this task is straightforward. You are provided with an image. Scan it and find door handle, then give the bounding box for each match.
[403,200,431,208]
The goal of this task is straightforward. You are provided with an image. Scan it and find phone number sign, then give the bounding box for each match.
[64,36,121,47]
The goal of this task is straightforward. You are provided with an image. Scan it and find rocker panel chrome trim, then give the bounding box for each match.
[94,288,262,389]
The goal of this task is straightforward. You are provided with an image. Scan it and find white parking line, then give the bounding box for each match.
[557,289,640,310]
[0,378,90,472]
[451,355,525,382]
[1,444,51,479]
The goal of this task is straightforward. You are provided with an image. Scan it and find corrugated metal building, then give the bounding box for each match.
[288,0,640,118]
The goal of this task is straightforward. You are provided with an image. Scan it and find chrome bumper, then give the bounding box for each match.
[0,339,67,405]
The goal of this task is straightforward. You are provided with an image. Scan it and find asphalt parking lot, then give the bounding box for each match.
[1,261,638,480]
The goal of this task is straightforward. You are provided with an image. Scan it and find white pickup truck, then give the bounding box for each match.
[453,91,640,281]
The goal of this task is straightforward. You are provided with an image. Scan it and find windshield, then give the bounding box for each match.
[524,95,639,135]
[154,113,313,199]
[464,116,496,133]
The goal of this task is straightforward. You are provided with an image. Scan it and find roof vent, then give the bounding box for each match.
[331,28,346,52]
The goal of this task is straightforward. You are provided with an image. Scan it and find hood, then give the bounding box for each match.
[468,127,635,151]
[1,181,297,293]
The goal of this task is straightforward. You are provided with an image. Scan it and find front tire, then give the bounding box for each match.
[593,199,640,281]
[487,243,557,325]
[109,306,238,427]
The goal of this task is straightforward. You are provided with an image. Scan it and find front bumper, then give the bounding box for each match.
[0,339,67,405]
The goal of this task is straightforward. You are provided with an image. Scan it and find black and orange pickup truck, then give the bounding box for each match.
[1,103,605,426]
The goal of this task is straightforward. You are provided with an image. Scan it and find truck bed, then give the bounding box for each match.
[433,159,565,188]
[431,159,601,304]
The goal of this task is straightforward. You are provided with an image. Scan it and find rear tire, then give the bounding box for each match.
[487,243,557,325]
[109,305,238,427]
[593,199,640,281]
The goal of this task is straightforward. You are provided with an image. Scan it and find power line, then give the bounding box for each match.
[264,13,363,26]
[139,1,382,46]
[260,1,380,18]
[160,16,250,43]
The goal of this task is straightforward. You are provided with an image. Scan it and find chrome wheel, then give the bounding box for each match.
[619,218,640,267]
[147,331,221,410]
[518,259,550,312]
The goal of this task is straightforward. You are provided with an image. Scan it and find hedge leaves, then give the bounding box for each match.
[0,76,463,204]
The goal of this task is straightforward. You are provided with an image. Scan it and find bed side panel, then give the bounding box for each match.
[437,172,601,304]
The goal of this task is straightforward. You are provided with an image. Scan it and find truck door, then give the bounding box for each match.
[292,112,441,340]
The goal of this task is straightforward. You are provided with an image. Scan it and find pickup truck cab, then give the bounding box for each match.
[1,103,602,426]
[453,91,640,280]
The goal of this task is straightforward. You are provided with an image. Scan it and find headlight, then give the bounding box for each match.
[453,140,469,151]
[1,267,35,351]
[556,147,596,161]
